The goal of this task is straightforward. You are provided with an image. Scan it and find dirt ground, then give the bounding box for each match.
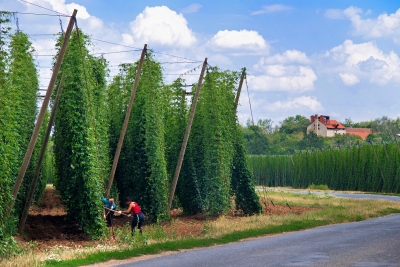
[21,187,313,250]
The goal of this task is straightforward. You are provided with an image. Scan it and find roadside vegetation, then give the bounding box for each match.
[2,191,400,267]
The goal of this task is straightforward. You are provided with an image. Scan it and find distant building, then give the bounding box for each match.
[306,114,372,139]
[306,114,346,137]
[345,128,372,139]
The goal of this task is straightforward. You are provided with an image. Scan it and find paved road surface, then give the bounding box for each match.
[117,213,400,267]
[258,188,400,202]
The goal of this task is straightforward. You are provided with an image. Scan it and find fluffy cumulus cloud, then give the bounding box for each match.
[256,50,310,65]
[251,4,293,15]
[208,30,268,52]
[326,6,400,40]
[249,50,317,92]
[129,6,196,47]
[325,40,400,85]
[267,96,323,112]
[339,73,360,85]
[346,7,400,39]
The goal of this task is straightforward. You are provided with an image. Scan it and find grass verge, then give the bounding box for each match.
[45,218,330,267]
[3,192,400,267]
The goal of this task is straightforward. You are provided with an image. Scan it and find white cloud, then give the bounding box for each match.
[267,96,323,112]
[255,50,310,66]
[21,0,89,18]
[208,30,268,52]
[251,4,293,15]
[346,7,400,38]
[249,50,316,92]
[181,3,202,14]
[325,40,400,85]
[128,6,196,47]
[328,6,400,40]
[65,2,90,19]
[248,65,317,92]
[339,73,360,85]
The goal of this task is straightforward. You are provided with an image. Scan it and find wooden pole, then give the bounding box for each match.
[105,44,147,197]
[7,10,77,215]
[168,58,208,211]
[234,67,246,112]
[18,77,64,234]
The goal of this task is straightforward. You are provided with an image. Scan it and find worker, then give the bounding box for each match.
[119,196,144,234]
[102,196,116,227]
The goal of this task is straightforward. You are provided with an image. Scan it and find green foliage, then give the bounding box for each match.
[163,79,204,214]
[231,126,262,215]
[53,30,107,238]
[308,184,329,190]
[298,132,324,150]
[7,31,46,219]
[0,17,44,255]
[249,142,400,193]
[188,67,238,215]
[279,115,310,134]
[0,14,16,257]
[107,52,169,222]
[242,125,270,155]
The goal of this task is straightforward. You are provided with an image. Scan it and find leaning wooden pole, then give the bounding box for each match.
[7,10,77,216]
[234,67,246,111]
[168,58,208,211]
[18,77,65,234]
[105,44,147,197]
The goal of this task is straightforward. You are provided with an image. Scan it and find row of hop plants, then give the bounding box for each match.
[0,14,50,258]
[108,61,262,219]
[248,142,400,193]
[1,20,261,256]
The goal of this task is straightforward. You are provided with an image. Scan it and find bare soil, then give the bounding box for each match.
[21,187,313,250]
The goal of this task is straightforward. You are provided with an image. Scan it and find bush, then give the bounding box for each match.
[308,184,329,190]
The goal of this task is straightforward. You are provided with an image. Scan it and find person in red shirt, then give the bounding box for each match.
[120,196,145,234]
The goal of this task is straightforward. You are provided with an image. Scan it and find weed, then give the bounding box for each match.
[308,184,330,190]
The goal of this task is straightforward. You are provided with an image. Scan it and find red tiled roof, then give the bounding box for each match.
[346,128,372,140]
[324,120,346,129]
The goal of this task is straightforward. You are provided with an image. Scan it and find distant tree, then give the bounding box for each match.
[328,133,363,147]
[366,133,381,144]
[298,132,324,150]
[342,117,354,127]
[279,115,310,134]
[257,118,274,134]
[372,116,400,142]
[352,120,374,128]
[242,125,269,155]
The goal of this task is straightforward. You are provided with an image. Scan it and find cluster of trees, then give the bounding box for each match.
[242,115,400,155]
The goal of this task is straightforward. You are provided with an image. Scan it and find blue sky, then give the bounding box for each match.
[2,0,400,126]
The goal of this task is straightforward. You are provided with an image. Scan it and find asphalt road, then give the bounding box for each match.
[116,194,400,267]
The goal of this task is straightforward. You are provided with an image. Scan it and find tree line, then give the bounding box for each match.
[242,114,400,155]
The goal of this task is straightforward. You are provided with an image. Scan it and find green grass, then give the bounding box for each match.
[308,184,330,190]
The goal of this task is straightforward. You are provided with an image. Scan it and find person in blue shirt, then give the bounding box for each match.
[102,197,116,227]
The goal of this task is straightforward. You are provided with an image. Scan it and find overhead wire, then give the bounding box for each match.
[5,12,70,17]
[18,0,69,16]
